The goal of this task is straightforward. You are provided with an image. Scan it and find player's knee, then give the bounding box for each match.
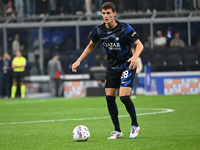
[12,82,17,86]
[106,95,117,111]
[120,95,131,103]
[106,95,116,102]
[106,96,116,107]
[20,82,25,85]
[105,88,118,97]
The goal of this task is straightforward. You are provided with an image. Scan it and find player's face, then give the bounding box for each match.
[102,9,116,24]
[16,51,21,57]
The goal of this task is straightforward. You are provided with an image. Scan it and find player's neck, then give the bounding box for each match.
[105,20,117,29]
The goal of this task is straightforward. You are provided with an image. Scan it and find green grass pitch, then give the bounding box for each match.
[0,95,200,150]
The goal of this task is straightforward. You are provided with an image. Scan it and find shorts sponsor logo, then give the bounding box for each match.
[122,81,127,84]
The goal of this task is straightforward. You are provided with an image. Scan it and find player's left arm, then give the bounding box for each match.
[20,58,26,69]
[72,40,97,73]
[127,39,144,69]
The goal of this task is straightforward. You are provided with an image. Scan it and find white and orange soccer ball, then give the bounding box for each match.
[72,125,90,141]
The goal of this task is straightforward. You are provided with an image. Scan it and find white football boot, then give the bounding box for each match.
[107,131,123,140]
[129,125,140,139]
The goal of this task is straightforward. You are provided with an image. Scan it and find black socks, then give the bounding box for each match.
[106,95,138,132]
[120,96,138,126]
[106,96,121,132]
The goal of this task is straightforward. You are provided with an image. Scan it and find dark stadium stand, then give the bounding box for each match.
[183,46,199,70]
[140,47,151,66]
[151,47,167,71]
[166,46,183,71]
[140,46,200,72]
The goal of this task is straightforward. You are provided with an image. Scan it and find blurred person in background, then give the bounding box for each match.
[47,53,64,97]
[154,30,167,47]
[131,48,143,99]
[25,0,36,17]
[49,0,57,15]
[0,53,12,98]
[2,0,15,17]
[170,32,185,47]
[144,36,151,48]
[174,0,183,12]
[14,0,24,18]
[193,0,200,10]
[12,34,24,56]
[11,50,26,99]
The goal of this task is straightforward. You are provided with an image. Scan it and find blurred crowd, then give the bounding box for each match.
[0,0,200,79]
[0,0,199,18]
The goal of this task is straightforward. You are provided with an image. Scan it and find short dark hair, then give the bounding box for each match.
[53,52,60,57]
[101,2,116,12]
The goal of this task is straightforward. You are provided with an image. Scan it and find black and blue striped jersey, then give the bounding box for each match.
[90,20,140,70]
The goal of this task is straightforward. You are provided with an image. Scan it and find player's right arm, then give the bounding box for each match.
[72,40,97,73]
[12,59,17,69]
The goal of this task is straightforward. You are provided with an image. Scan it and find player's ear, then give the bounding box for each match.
[113,11,117,17]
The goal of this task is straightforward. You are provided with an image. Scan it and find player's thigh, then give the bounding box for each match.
[15,72,25,83]
[105,88,118,97]
[105,69,121,89]
[19,72,25,82]
[119,87,132,97]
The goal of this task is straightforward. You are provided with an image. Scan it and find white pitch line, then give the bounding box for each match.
[0,108,174,125]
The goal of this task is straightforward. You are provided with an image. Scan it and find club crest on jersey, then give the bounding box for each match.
[103,42,121,50]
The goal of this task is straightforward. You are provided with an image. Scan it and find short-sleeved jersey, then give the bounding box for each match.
[12,56,26,72]
[90,20,139,70]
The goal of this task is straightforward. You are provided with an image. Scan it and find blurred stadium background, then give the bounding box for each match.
[0,0,200,98]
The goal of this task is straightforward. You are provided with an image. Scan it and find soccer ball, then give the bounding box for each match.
[72,125,90,141]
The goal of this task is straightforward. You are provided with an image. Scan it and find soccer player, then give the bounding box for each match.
[72,2,144,139]
[11,50,26,99]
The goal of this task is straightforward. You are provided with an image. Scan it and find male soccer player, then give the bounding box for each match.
[72,2,144,139]
[11,50,26,99]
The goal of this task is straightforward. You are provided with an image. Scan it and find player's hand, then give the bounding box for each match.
[127,56,137,69]
[72,61,80,73]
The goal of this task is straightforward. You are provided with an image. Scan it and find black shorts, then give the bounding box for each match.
[105,68,136,88]
[13,72,25,83]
